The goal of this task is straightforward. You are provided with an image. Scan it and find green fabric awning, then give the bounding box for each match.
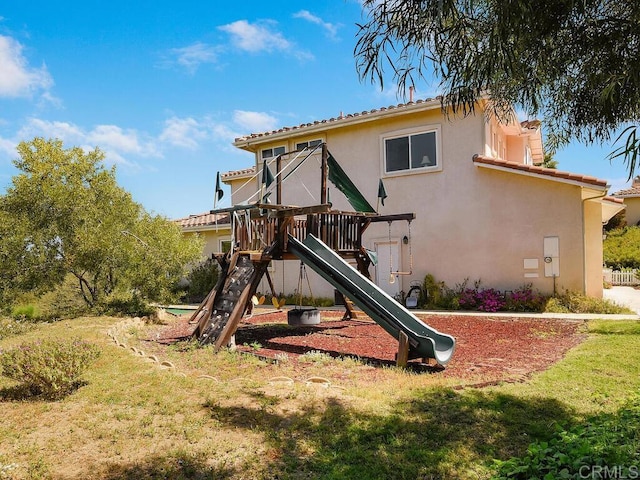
[327,153,375,213]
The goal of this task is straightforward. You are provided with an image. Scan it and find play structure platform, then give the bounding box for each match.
[188,144,456,366]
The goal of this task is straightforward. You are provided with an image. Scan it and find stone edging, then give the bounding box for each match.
[105,318,345,391]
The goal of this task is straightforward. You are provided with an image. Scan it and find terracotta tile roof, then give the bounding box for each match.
[233,97,442,143]
[175,211,230,229]
[472,154,608,188]
[221,167,256,180]
[611,185,640,197]
[603,196,625,205]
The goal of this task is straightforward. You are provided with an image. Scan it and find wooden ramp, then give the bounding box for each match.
[190,252,270,349]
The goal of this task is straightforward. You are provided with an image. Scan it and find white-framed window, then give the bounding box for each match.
[261,145,286,159]
[382,126,441,175]
[295,139,323,151]
[524,145,533,165]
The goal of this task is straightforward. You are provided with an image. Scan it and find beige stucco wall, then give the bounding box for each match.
[583,198,605,297]
[623,197,640,226]
[223,105,601,300]
[228,176,256,205]
[184,228,231,262]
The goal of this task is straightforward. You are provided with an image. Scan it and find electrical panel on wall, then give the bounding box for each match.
[543,236,560,277]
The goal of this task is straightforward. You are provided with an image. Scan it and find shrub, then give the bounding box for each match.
[457,281,506,312]
[0,338,101,398]
[545,290,633,315]
[421,274,443,307]
[0,318,34,341]
[38,274,90,320]
[603,226,640,269]
[183,258,220,303]
[99,290,155,317]
[10,304,42,321]
[505,285,547,313]
[494,392,640,479]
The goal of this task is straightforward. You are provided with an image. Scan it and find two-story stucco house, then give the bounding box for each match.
[179,96,623,300]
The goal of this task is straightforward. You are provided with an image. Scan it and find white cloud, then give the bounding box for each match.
[160,116,208,149]
[0,136,16,157]
[219,19,313,60]
[168,42,218,73]
[219,20,290,53]
[19,118,84,141]
[0,35,53,98]
[293,10,339,39]
[232,110,279,133]
[210,123,242,144]
[17,118,158,166]
[87,124,157,156]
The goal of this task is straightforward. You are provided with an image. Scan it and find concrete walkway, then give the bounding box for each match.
[603,286,640,315]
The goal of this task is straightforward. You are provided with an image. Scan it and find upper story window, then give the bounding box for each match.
[261,146,286,159]
[383,126,440,175]
[295,139,323,151]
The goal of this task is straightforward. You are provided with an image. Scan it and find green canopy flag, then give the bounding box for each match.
[377,178,387,207]
[327,153,375,213]
[214,172,223,208]
[261,159,274,188]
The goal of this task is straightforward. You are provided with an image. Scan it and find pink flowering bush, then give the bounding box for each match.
[424,275,547,313]
[506,285,547,312]
[458,286,506,312]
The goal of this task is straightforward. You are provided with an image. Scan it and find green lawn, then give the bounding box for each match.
[0,316,639,479]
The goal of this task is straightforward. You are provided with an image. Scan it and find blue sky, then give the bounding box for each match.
[0,1,632,219]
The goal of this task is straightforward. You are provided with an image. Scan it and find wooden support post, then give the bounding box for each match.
[276,154,282,206]
[396,331,410,368]
[321,143,328,204]
[264,269,277,298]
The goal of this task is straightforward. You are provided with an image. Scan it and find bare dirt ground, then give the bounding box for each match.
[152,309,587,386]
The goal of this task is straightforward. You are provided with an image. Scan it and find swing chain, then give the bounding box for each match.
[297,262,315,307]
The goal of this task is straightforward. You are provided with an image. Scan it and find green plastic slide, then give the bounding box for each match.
[287,234,456,365]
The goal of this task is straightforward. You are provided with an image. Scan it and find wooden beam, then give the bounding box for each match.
[396,330,410,368]
[368,213,415,223]
[273,204,332,218]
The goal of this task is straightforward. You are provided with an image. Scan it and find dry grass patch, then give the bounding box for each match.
[0,316,639,479]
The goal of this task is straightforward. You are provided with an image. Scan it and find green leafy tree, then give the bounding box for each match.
[540,153,558,170]
[355,0,640,176]
[603,227,640,269]
[0,138,203,308]
[604,210,627,232]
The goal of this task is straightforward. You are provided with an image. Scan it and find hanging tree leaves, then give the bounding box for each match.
[355,0,640,176]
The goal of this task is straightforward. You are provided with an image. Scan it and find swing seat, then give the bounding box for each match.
[287,307,321,326]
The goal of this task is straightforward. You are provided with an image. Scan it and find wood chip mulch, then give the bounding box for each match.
[151,309,587,384]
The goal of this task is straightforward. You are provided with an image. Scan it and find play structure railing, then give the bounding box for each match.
[232,208,367,256]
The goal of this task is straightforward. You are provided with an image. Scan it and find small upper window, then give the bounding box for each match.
[295,139,323,151]
[220,240,232,253]
[384,129,438,174]
[261,146,286,159]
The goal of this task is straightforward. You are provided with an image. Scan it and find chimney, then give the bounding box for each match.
[409,86,414,102]
[634,176,640,188]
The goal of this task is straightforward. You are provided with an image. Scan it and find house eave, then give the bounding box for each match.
[473,155,608,191]
[233,98,444,152]
[181,224,231,233]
